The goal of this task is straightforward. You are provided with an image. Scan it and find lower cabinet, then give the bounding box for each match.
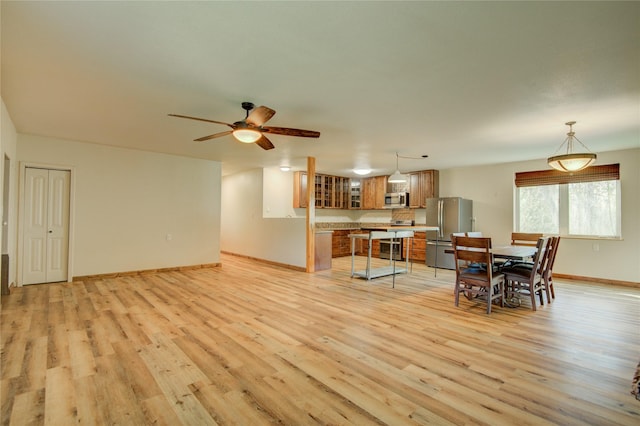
[409,231,426,262]
[331,230,353,257]
[315,231,333,271]
[329,230,429,262]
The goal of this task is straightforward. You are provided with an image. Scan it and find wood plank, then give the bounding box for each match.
[1,254,639,425]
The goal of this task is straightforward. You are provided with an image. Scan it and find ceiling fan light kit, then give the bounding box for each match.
[233,128,262,143]
[169,101,320,150]
[547,121,597,172]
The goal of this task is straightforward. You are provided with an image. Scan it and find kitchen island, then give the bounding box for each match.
[350,225,440,286]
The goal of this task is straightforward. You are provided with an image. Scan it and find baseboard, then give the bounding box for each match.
[73,262,221,282]
[554,273,639,288]
[221,251,306,272]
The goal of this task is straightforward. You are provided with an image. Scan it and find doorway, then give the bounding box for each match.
[21,166,71,285]
[1,155,10,294]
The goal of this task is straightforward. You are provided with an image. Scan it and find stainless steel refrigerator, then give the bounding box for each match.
[425,197,473,269]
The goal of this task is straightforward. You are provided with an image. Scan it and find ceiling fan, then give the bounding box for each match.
[169,102,320,150]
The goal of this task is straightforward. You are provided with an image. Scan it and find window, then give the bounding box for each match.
[515,164,620,238]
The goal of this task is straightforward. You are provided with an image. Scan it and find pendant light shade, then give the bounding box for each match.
[547,121,597,172]
[388,152,407,183]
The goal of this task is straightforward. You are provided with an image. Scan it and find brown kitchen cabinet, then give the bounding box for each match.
[293,171,308,208]
[361,175,387,210]
[295,170,437,210]
[349,179,360,209]
[408,170,439,208]
[295,172,351,209]
[408,231,427,262]
[331,230,351,257]
[317,175,349,208]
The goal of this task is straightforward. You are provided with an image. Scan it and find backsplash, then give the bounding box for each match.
[316,208,424,230]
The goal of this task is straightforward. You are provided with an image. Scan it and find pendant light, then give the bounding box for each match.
[388,152,407,183]
[547,121,597,172]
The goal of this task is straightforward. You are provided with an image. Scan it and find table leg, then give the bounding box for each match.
[350,236,355,278]
[366,236,372,280]
[391,237,396,288]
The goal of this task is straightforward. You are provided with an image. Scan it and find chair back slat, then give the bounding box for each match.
[511,232,543,247]
[528,237,549,279]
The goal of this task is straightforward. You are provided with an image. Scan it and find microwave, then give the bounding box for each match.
[384,192,409,208]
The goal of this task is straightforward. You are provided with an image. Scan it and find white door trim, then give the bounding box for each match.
[17,162,75,286]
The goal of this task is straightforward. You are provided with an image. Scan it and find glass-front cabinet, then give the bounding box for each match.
[349,179,361,209]
[294,172,352,209]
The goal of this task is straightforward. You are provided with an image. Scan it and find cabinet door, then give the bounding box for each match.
[362,176,388,210]
[408,170,439,208]
[361,177,376,210]
[408,172,423,208]
[314,174,324,208]
[293,171,307,208]
[349,179,361,209]
[374,176,387,209]
[423,170,439,200]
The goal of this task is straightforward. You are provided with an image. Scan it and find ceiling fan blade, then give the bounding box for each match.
[168,113,234,128]
[246,106,276,127]
[194,130,233,142]
[262,126,320,138]
[255,134,275,150]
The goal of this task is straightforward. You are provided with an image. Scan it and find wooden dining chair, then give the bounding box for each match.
[542,236,560,302]
[497,232,544,270]
[451,235,505,314]
[501,237,549,311]
[506,236,560,304]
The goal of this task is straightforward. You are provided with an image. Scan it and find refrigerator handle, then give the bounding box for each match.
[438,199,443,239]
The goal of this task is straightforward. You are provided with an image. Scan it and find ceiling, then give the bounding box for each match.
[2,1,639,177]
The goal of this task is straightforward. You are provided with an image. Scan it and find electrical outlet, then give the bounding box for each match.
[592,243,599,252]
[166,234,172,241]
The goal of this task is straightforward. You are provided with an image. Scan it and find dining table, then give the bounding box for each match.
[492,245,537,307]
[491,245,537,262]
[446,243,538,307]
[444,244,537,262]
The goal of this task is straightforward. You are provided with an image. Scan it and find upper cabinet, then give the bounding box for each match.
[349,179,361,209]
[408,170,439,208]
[294,172,351,209]
[293,171,308,208]
[294,169,438,210]
[361,176,387,210]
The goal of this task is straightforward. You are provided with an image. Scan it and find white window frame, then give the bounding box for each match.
[514,164,621,240]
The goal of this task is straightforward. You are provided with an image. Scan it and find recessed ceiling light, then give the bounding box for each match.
[280,166,291,172]
[353,168,371,175]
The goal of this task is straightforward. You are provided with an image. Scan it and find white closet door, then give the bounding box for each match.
[23,168,70,285]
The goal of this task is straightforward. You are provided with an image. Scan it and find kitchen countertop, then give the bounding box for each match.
[359,225,439,232]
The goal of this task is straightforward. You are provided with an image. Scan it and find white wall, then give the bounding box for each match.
[262,166,300,218]
[438,148,640,283]
[222,168,306,268]
[17,134,221,278]
[1,99,19,288]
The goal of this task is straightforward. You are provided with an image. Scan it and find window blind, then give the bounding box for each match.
[515,164,620,188]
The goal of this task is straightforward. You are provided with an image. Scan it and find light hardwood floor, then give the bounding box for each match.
[2,254,639,425]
